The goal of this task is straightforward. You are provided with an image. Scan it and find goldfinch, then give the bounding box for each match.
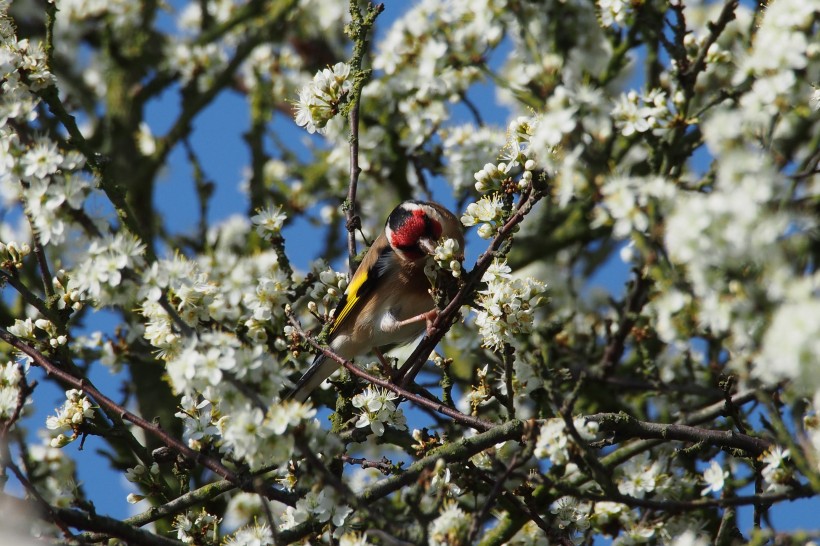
[288,200,464,402]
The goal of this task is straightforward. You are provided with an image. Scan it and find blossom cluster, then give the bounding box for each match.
[69,232,146,306]
[1,3,97,254]
[461,193,507,239]
[593,174,676,239]
[430,237,463,278]
[173,509,221,545]
[125,462,161,505]
[351,386,407,436]
[611,89,672,138]
[294,62,353,134]
[428,501,469,546]
[45,389,95,447]
[0,9,53,118]
[760,446,793,494]
[474,259,546,351]
[0,241,30,269]
[534,417,599,467]
[0,360,26,421]
[24,442,78,510]
[441,125,506,192]
[371,0,505,148]
[309,265,349,321]
[281,489,353,538]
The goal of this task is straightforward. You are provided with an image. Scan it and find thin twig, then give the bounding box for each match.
[343,2,384,271]
[467,455,520,543]
[294,431,357,502]
[81,480,235,540]
[345,99,362,271]
[28,223,55,300]
[598,269,649,375]
[340,455,397,474]
[0,270,58,322]
[683,0,739,86]
[1,456,75,539]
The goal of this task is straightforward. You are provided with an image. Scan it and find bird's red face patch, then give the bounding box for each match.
[386,204,443,260]
[390,209,427,247]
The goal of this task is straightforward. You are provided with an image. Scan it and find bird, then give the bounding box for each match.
[287,200,464,402]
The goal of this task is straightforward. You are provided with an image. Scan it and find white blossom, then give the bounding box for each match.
[428,501,469,546]
[442,125,506,191]
[461,194,506,238]
[45,389,94,446]
[7,317,35,339]
[251,206,287,239]
[550,496,591,534]
[0,360,26,420]
[293,62,352,134]
[224,522,274,546]
[616,452,668,499]
[281,489,352,532]
[760,446,792,493]
[611,89,670,137]
[669,530,710,546]
[428,458,462,498]
[593,174,676,238]
[700,460,728,496]
[431,237,462,279]
[598,0,631,27]
[173,509,221,545]
[534,418,570,465]
[175,396,221,450]
[352,386,406,436]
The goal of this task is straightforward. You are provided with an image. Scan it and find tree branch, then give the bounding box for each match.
[579,485,815,513]
[586,412,772,456]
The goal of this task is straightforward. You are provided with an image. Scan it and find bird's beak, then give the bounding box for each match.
[418,237,438,256]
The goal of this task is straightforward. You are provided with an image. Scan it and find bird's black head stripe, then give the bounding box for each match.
[386,203,414,233]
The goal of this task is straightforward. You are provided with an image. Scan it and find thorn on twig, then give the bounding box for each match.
[345,215,361,233]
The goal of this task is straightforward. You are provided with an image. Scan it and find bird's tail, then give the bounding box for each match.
[285,354,340,402]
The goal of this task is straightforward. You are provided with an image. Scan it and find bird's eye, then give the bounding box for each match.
[426,215,442,239]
